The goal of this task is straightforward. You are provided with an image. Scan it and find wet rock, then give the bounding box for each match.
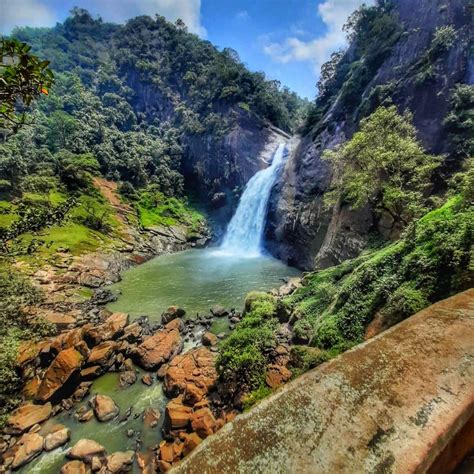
[67,439,106,462]
[132,320,183,371]
[119,371,137,387]
[7,403,52,434]
[72,382,93,402]
[106,450,135,473]
[76,408,94,423]
[87,341,117,368]
[210,305,228,317]
[126,430,134,438]
[119,407,132,423]
[161,306,186,325]
[156,364,169,380]
[164,397,192,431]
[190,408,217,439]
[163,347,217,404]
[141,374,153,386]
[36,348,84,403]
[91,394,119,422]
[201,332,218,347]
[143,408,161,428]
[120,322,143,343]
[61,460,91,474]
[12,432,44,469]
[265,364,292,389]
[44,424,70,451]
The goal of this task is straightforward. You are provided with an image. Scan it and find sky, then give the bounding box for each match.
[0,0,373,99]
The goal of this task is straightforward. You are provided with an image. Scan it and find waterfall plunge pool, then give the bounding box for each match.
[26,248,300,474]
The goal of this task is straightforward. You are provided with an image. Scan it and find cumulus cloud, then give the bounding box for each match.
[263,0,374,73]
[0,0,206,36]
[0,0,56,34]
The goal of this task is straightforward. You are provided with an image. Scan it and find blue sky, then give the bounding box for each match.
[0,0,371,99]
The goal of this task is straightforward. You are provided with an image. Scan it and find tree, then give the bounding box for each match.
[0,38,53,134]
[323,106,441,230]
[444,84,474,159]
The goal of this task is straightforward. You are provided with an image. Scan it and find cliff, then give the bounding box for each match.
[266,0,472,270]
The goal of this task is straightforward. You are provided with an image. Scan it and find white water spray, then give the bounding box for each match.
[220,143,287,257]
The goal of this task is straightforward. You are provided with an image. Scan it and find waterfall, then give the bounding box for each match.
[220,143,287,257]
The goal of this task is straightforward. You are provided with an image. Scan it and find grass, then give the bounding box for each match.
[136,190,205,233]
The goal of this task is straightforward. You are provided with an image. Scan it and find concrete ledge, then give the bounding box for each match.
[172,289,474,474]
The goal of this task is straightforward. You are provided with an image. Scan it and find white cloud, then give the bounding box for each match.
[263,0,374,73]
[235,10,250,22]
[0,0,206,37]
[0,0,56,34]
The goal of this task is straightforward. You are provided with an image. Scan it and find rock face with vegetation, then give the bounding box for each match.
[266,0,472,269]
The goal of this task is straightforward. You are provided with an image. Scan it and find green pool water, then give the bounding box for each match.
[24,248,299,473]
[107,248,300,320]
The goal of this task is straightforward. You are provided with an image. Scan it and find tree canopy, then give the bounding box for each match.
[323,106,441,230]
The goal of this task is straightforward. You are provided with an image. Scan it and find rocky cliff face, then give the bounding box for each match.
[266,0,472,270]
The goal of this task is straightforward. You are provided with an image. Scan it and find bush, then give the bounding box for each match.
[216,292,279,395]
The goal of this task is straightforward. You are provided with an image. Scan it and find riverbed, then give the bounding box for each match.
[26,248,299,473]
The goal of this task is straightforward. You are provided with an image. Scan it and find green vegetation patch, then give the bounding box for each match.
[285,196,473,353]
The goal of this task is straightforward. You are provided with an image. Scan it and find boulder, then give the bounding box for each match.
[61,460,91,474]
[182,432,202,456]
[91,394,119,422]
[80,365,103,380]
[265,364,292,389]
[12,432,44,469]
[120,323,142,343]
[210,305,228,317]
[159,440,183,463]
[106,450,135,473]
[143,408,161,428]
[36,348,83,403]
[201,332,218,347]
[72,382,93,402]
[190,408,217,439]
[164,397,192,431]
[7,403,52,434]
[87,341,117,367]
[119,371,137,387]
[163,347,217,404]
[132,320,183,370]
[67,439,106,462]
[44,424,70,451]
[84,313,129,346]
[76,409,94,423]
[161,306,186,325]
[141,374,153,386]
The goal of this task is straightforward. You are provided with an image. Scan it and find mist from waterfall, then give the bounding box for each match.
[220,143,287,257]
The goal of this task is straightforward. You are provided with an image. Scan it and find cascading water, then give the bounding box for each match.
[220,142,287,257]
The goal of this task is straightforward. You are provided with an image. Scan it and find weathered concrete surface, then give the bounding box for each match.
[172,289,474,474]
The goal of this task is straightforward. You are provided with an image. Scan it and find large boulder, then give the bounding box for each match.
[91,394,119,422]
[87,341,117,368]
[132,320,183,370]
[84,313,129,346]
[36,348,83,403]
[164,397,192,431]
[44,424,71,451]
[67,439,106,463]
[163,347,217,404]
[7,403,52,434]
[161,306,186,325]
[201,332,218,347]
[11,433,44,469]
[106,450,135,473]
[61,460,91,474]
[210,305,228,317]
[190,408,217,439]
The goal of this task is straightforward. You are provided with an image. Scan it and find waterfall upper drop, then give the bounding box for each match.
[220,143,287,257]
